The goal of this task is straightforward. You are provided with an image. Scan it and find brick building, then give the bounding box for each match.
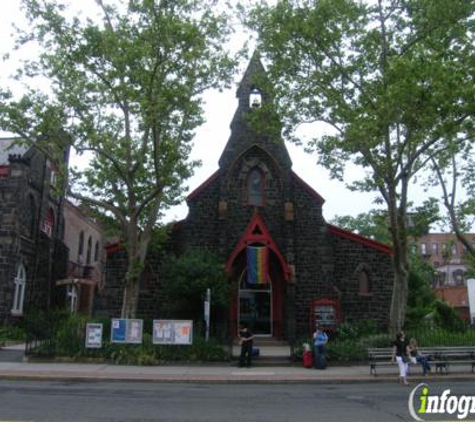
[99,54,395,341]
[413,232,475,321]
[55,200,107,316]
[0,137,69,325]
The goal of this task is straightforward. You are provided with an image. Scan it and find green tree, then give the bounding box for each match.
[331,200,440,245]
[405,255,436,329]
[0,0,236,318]
[247,0,475,333]
[160,249,232,320]
[331,209,390,244]
[427,148,475,259]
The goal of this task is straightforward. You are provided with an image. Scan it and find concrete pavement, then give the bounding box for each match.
[0,343,473,384]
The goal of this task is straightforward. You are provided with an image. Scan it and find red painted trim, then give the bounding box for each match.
[0,166,9,177]
[186,170,220,202]
[327,224,393,256]
[105,242,124,255]
[291,171,325,204]
[225,211,291,281]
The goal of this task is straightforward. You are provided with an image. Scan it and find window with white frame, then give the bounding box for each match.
[420,243,427,255]
[12,263,26,316]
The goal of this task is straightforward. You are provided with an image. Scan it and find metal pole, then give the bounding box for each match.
[205,288,211,341]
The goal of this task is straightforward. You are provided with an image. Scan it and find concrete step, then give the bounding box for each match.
[232,342,292,361]
[232,355,295,367]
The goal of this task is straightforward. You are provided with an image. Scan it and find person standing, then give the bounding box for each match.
[392,330,410,385]
[313,325,328,369]
[238,322,254,368]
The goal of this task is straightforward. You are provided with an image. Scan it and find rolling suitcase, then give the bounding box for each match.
[314,353,327,370]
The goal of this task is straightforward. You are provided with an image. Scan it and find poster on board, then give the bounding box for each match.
[126,319,143,344]
[85,323,103,348]
[111,318,127,343]
[153,320,193,345]
[111,319,143,344]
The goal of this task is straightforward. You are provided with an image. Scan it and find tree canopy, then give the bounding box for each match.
[247,0,475,333]
[0,0,237,317]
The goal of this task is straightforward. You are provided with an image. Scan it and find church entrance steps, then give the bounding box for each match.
[232,338,292,366]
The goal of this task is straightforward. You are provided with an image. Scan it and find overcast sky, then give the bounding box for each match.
[0,0,381,224]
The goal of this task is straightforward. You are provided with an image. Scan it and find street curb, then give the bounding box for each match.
[0,372,473,384]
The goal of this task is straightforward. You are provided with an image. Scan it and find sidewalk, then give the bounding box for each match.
[0,344,473,384]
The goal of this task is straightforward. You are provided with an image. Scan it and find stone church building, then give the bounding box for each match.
[100,55,394,341]
[174,54,394,340]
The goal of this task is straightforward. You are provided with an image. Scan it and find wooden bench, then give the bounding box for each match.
[368,346,475,375]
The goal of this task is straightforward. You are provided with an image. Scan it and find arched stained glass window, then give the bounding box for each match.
[86,236,92,265]
[247,168,264,206]
[94,241,100,262]
[358,271,371,295]
[78,231,85,263]
[43,207,55,237]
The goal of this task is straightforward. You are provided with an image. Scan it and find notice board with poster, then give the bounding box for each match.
[152,320,193,345]
[111,319,143,344]
[85,323,103,348]
[309,299,341,333]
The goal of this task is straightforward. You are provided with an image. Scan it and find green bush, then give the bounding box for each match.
[432,300,467,333]
[0,325,26,343]
[24,314,231,364]
[333,319,380,341]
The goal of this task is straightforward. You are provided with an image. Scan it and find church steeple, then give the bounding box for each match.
[235,50,267,112]
[218,51,292,171]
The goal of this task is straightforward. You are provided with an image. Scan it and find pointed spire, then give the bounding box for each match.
[218,51,292,171]
[236,50,267,102]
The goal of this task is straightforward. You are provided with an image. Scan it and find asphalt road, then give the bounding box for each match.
[0,380,473,422]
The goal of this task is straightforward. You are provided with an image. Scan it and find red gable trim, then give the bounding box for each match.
[328,224,393,256]
[0,166,9,177]
[105,242,124,255]
[225,211,291,281]
[186,170,220,202]
[291,171,325,204]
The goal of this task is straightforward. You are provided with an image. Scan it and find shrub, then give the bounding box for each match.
[432,300,467,333]
[0,325,26,343]
[24,314,231,364]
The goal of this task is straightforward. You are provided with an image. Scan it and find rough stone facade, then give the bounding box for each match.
[0,139,68,325]
[100,54,394,340]
[175,54,394,339]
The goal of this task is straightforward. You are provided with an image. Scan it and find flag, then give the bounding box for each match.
[246,246,268,284]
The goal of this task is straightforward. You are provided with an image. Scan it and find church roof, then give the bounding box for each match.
[186,169,220,202]
[291,171,325,204]
[327,224,393,255]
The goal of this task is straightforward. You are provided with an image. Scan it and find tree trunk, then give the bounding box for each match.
[121,220,143,319]
[121,277,140,319]
[389,263,409,336]
[387,190,410,336]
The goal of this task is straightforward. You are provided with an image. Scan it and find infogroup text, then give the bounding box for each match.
[409,383,475,421]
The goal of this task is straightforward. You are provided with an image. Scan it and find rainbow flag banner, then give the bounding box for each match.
[246,246,268,284]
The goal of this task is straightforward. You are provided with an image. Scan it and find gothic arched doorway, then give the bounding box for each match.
[237,254,273,336]
[225,213,291,339]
